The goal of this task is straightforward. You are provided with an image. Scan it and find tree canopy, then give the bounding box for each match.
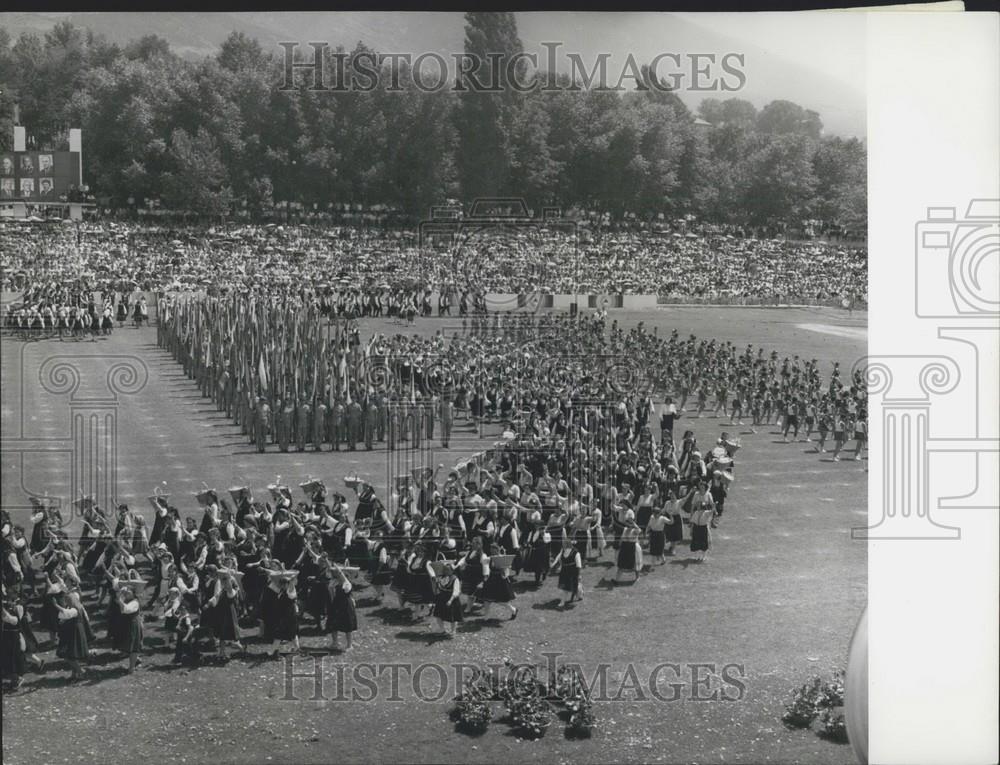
[0,14,866,230]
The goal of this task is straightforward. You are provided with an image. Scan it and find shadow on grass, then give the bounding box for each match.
[669,558,701,569]
[531,598,564,610]
[369,606,419,626]
[394,629,453,645]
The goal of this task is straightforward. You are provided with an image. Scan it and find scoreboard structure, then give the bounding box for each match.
[1,151,81,202]
[2,126,88,219]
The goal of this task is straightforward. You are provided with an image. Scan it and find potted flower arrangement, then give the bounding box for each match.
[508,696,553,739]
[567,704,598,739]
[782,668,849,745]
[782,676,823,729]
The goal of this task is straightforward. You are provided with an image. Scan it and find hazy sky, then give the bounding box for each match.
[677,13,867,95]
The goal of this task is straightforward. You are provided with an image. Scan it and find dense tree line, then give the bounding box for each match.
[0,14,865,230]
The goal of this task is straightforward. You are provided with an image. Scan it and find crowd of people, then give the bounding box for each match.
[2,305,867,687]
[0,215,868,689]
[1,413,742,687]
[155,300,869,465]
[1,219,867,303]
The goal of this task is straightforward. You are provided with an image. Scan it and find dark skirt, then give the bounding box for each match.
[665,515,683,543]
[573,529,590,560]
[271,594,298,641]
[213,594,243,642]
[521,542,549,574]
[547,528,564,560]
[557,564,579,594]
[116,613,143,653]
[325,587,357,634]
[690,524,710,552]
[390,561,409,594]
[369,560,395,587]
[482,571,515,603]
[105,599,122,644]
[56,617,89,661]
[649,529,666,557]
[459,567,484,596]
[405,570,436,604]
[617,541,638,571]
[306,580,329,621]
[636,505,653,529]
[40,592,62,634]
[1,627,26,677]
[431,588,463,623]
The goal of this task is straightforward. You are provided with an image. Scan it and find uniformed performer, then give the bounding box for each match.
[296,397,311,452]
[554,535,583,608]
[430,561,462,636]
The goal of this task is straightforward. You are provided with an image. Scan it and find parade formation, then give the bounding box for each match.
[1,237,868,686]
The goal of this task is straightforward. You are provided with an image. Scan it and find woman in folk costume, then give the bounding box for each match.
[480,543,518,621]
[240,545,277,615]
[178,517,199,564]
[402,542,436,619]
[218,504,245,546]
[207,570,245,659]
[29,499,58,555]
[616,510,643,582]
[101,303,114,334]
[496,508,521,575]
[661,489,684,557]
[148,495,171,550]
[204,527,227,569]
[635,479,658,534]
[442,491,467,552]
[646,505,670,566]
[456,535,489,613]
[553,535,583,609]
[467,501,497,548]
[545,506,568,563]
[145,544,175,609]
[521,510,552,586]
[365,532,394,602]
[431,561,463,636]
[115,585,144,673]
[102,557,138,645]
[296,541,330,630]
[2,591,45,690]
[325,563,357,651]
[199,500,221,536]
[389,541,412,609]
[116,295,129,327]
[261,571,299,658]
[688,482,715,562]
[55,590,90,681]
[75,502,105,564]
[568,498,593,562]
[174,563,202,616]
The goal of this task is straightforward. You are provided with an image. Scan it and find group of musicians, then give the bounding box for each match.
[1,418,736,688]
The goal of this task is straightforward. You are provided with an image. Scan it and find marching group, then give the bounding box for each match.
[2,311,867,689]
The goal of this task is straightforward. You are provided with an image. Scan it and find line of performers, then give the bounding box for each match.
[1,440,731,688]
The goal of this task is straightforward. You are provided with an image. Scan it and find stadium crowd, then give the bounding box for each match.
[1,219,867,304]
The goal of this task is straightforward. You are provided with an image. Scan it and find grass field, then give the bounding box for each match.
[1,305,867,765]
